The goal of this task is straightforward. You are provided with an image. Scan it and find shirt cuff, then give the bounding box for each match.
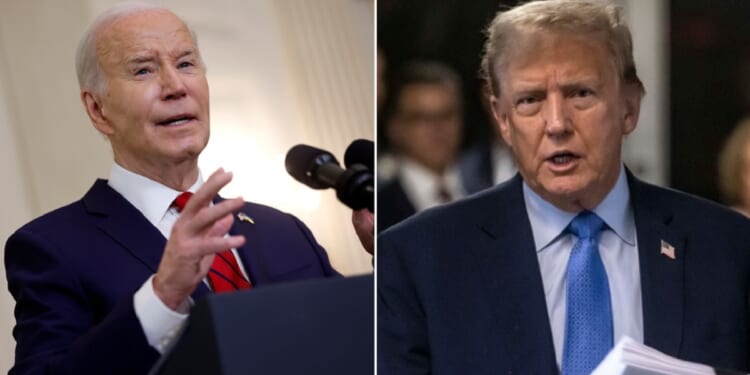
[133,275,192,354]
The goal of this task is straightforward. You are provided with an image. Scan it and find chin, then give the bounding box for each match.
[542,176,589,199]
[165,144,205,161]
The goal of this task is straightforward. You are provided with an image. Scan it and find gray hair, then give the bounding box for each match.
[480,0,644,98]
[75,2,199,95]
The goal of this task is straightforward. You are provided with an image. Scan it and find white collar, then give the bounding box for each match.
[398,157,464,211]
[107,162,204,226]
[523,164,635,252]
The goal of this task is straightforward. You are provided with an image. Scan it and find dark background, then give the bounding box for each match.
[378,0,750,203]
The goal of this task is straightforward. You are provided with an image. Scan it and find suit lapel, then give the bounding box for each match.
[213,197,270,286]
[472,175,558,373]
[83,179,211,300]
[628,172,685,356]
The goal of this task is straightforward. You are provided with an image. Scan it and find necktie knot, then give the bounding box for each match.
[435,182,453,203]
[172,192,193,213]
[568,211,605,240]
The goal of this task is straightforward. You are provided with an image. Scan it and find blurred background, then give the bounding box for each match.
[0,0,372,371]
[377,0,750,230]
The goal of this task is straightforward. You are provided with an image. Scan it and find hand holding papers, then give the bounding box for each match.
[593,336,715,375]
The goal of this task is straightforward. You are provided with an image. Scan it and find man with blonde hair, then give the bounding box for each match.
[4,4,371,374]
[378,1,750,373]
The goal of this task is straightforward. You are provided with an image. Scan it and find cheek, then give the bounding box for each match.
[190,77,210,103]
[115,85,160,119]
[508,123,543,158]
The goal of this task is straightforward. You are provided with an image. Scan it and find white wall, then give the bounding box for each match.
[0,0,373,371]
[621,0,669,185]
[0,23,36,373]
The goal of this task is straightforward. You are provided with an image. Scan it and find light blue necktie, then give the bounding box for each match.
[562,211,612,375]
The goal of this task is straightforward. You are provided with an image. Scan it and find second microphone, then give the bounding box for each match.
[285,144,374,212]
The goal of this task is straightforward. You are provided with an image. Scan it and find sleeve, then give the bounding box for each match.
[377,232,431,374]
[5,228,160,375]
[133,275,190,354]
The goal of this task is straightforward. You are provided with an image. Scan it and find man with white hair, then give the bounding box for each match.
[5,4,370,374]
[378,0,750,374]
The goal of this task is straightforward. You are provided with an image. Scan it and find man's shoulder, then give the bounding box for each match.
[239,200,291,218]
[234,200,309,229]
[14,196,89,238]
[9,180,114,240]
[631,177,750,229]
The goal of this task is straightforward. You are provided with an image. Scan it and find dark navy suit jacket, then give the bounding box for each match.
[378,172,750,374]
[5,179,338,375]
[377,178,417,233]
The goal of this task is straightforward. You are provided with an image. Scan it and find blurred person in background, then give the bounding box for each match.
[459,85,517,194]
[377,61,465,232]
[718,117,750,217]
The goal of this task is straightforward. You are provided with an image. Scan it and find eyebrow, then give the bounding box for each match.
[126,49,197,65]
[127,55,156,65]
[510,75,601,92]
[172,49,197,60]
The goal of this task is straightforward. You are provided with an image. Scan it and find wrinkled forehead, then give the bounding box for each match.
[497,29,616,86]
[96,9,197,64]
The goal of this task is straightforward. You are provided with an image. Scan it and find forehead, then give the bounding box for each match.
[499,31,615,88]
[96,10,196,63]
[398,83,458,106]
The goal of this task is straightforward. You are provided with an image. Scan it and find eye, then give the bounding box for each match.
[572,88,594,98]
[568,87,597,109]
[516,96,538,106]
[515,95,542,116]
[134,67,151,76]
[177,61,194,69]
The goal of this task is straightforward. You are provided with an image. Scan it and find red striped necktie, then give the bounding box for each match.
[172,192,252,293]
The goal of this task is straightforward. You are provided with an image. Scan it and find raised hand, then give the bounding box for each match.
[352,208,374,255]
[153,168,246,310]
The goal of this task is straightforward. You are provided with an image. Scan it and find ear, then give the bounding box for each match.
[81,90,114,136]
[490,95,513,148]
[621,84,642,135]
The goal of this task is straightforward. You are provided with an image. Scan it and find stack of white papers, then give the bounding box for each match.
[592,336,715,375]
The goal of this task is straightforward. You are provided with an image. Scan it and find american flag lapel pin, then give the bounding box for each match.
[237,212,255,224]
[660,240,675,260]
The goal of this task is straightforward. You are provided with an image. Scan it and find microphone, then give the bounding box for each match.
[344,139,374,171]
[285,144,373,212]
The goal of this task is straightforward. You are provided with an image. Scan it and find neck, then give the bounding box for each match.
[114,155,199,191]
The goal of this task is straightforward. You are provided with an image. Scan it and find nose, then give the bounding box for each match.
[160,66,187,101]
[542,93,570,137]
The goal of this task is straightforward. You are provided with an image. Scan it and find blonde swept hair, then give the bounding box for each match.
[479,0,645,98]
[718,117,750,206]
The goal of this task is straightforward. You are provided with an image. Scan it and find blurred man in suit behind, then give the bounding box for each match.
[4,4,371,374]
[458,85,517,194]
[378,0,750,373]
[378,61,465,232]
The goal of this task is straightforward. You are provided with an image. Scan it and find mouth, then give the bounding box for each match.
[156,114,197,127]
[546,151,580,166]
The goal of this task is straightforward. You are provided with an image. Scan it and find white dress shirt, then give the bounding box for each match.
[108,163,248,354]
[523,164,643,367]
[398,157,465,211]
